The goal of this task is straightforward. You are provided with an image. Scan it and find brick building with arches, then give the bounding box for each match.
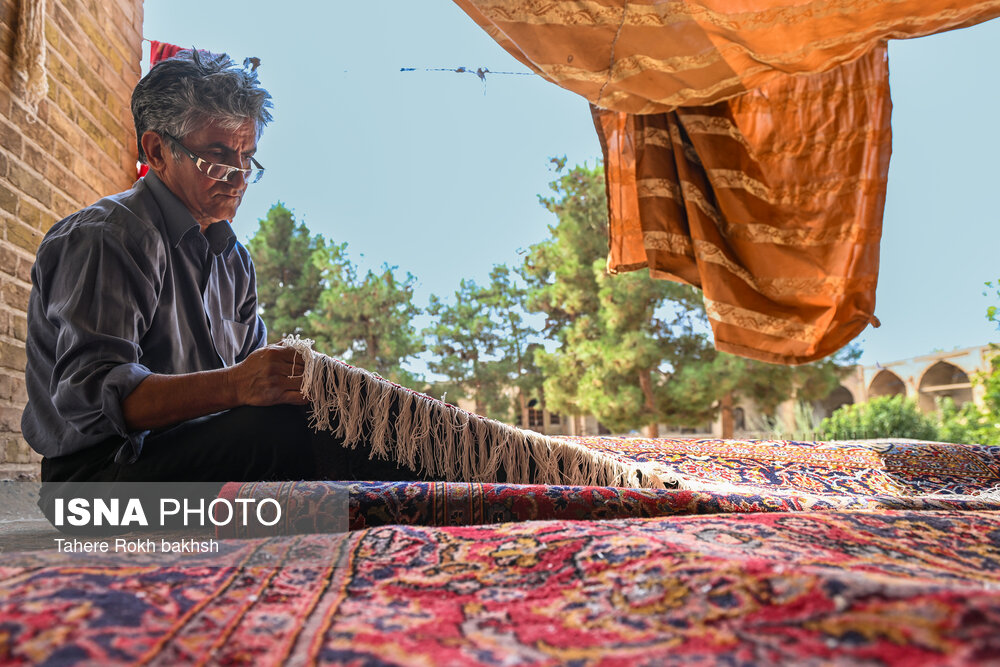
[708,345,995,439]
[513,345,997,439]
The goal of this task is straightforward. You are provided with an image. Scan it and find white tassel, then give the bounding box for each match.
[281,335,659,489]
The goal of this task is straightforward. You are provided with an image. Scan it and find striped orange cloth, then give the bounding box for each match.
[454,0,1000,364]
[593,49,890,364]
[149,40,183,65]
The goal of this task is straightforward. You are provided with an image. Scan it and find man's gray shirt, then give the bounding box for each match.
[22,171,267,463]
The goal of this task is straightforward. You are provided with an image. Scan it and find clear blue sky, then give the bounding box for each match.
[143,2,1000,368]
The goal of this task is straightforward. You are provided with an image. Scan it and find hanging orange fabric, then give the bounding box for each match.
[596,47,890,364]
[453,0,1000,113]
[454,0,1000,364]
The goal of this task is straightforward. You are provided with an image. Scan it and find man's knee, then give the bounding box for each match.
[110,404,318,482]
[215,404,317,479]
[225,404,314,444]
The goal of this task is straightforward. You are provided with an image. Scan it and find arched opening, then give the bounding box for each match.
[918,361,973,413]
[813,385,855,421]
[869,369,906,399]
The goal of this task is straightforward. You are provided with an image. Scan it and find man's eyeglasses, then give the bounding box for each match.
[162,132,265,184]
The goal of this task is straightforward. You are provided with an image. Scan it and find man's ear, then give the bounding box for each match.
[141,131,169,172]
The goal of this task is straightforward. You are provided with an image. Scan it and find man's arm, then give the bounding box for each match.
[121,344,308,431]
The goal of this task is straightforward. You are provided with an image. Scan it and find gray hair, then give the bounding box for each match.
[131,49,273,163]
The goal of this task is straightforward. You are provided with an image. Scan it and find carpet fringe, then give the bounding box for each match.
[285,336,665,489]
[283,336,999,502]
[643,472,1000,505]
[909,484,1000,504]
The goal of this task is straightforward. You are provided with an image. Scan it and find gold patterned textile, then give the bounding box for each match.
[453,0,1000,114]
[595,48,890,363]
[454,0,1000,364]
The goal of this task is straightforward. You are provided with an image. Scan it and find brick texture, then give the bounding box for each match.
[0,0,142,469]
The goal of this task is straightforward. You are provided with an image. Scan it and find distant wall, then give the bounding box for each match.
[0,0,142,473]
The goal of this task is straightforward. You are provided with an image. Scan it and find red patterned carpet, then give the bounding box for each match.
[3,510,1000,665]
[4,437,1000,665]
[216,438,1000,537]
[217,477,1000,538]
[559,437,1000,497]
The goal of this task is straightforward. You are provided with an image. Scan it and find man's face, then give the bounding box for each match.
[155,119,259,230]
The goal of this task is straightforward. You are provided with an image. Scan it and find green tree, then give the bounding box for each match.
[247,203,334,345]
[310,256,425,388]
[248,202,424,387]
[936,396,996,445]
[483,265,542,426]
[522,160,608,337]
[667,345,859,437]
[936,279,1000,444]
[988,279,1000,328]
[523,161,714,435]
[982,280,1000,421]
[523,160,855,436]
[424,265,539,420]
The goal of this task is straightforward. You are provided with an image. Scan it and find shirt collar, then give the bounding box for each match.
[144,170,237,256]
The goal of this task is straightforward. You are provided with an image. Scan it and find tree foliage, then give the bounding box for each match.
[935,279,1000,445]
[987,279,1000,327]
[488,265,543,425]
[522,160,855,435]
[936,396,994,445]
[248,204,424,388]
[311,257,425,388]
[818,395,939,440]
[424,265,539,421]
[247,203,331,345]
[522,162,706,433]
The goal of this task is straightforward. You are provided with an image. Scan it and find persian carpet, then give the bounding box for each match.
[558,437,1000,498]
[214,437,1000,536]
[4,509,1000,665]
[283,337,1000,502]
[217,476,1000,538]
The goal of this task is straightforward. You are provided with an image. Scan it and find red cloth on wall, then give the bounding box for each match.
[138,41,185,179]
[150,40,183,65]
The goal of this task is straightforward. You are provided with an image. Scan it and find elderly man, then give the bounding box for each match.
[23,50,407,485]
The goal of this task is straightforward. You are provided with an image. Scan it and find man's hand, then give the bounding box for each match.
[122,345,307,431]
[228,345,308,407]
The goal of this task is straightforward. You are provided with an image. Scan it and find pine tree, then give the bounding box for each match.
[523,161,855,436]
[423,264,542,421]
[310,258,425,389]
[425,278,511,419]
[247,203,336,347]
[487,265,543,428]
[248,202,425,388]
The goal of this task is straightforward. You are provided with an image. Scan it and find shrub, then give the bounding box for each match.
[935,397,998,445]
[934,349,1000,446]
[818,394,939,440]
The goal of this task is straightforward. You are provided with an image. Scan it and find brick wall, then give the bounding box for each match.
[0,0,143,473]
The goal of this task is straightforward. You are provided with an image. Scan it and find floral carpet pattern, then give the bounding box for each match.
[4,510,1000,665]
[565,437,1000,496]
[4,437,1000,665]
[218,477,1000,538]
[215,438,1000,538]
